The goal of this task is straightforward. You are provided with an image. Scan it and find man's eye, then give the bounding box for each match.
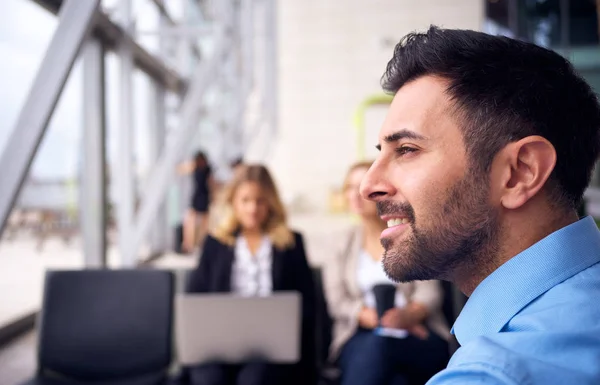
[395,146,418,156]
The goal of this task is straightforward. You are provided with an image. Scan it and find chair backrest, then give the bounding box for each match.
[176,268,193,293]
[312,267,333,368]
[440,280,467,327]
[38,269,174,381]
[440,280,467,355]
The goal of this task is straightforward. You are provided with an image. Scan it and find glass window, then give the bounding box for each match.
[0,0,56,158]
[0,0,85,329]
[486,0,600,48]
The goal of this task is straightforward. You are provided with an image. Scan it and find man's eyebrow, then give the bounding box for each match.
[375,129,428,151]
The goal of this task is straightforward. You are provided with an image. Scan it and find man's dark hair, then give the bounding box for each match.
[382,26,600,209]
[194,151,208,167]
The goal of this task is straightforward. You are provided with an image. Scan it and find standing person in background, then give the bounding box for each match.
[179,151,214,253]
[230,157,244,176]
[186,164,316,385]
[324,161,450,385]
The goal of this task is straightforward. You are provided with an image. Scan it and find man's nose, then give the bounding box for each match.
[359,161,394,202]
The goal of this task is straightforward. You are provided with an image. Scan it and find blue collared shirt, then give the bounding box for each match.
[427,216,600,385]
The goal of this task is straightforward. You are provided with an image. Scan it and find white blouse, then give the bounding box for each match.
[357,249,408,338]
[231,235,273,297]
[356,249,407,309]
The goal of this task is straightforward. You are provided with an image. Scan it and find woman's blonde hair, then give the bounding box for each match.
[213,164,295,249]
[343,160,374,192]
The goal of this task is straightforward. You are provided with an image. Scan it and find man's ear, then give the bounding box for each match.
[495,136,557,210]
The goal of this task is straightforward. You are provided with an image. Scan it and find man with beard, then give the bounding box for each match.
[359,26,600,384]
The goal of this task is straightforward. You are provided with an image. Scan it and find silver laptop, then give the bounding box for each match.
[175,292,301,365]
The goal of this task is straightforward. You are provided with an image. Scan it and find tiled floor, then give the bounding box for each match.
[0,332,36,385]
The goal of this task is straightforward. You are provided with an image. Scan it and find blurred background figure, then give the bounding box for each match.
[178,151,214,254]
[186,164,316,385]
[230,158,244,177]
[206,157,246,235]
[323,161,451,385]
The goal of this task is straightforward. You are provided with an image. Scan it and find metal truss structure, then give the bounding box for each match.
[0,0,278,267]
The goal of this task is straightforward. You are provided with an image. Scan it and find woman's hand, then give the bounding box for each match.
[177,160,195,175]
[380,303,430,339]
[381,303,428,327]
[358,307,379,329]
[380,308,414,329]
[407,324,429,340]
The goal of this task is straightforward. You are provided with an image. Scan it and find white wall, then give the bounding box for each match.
[262,0,483,211]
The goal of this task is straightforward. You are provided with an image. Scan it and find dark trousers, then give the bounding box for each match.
[189,362,281,385]
[338,328,450,385]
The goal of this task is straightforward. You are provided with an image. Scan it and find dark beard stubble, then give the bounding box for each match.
[378,169,500,282]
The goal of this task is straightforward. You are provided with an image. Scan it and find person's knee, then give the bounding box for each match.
[237,362,272,385]
[357,333,391,359]
[189,364,227,385]
[339,334,390,383]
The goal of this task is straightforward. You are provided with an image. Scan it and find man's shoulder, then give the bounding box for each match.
[429,329,600,385]
[513,260,600,331]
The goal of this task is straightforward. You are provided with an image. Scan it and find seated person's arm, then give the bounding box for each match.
[411,279,443,318]
[357,306,378,329]
[177,160,195,175]
[186,237,214,292]
[208,173,218,198]
[380,280,442,337]
[323,239,368,327]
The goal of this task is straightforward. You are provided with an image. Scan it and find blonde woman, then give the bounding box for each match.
[186,164,316,385]
[323,161,451,385]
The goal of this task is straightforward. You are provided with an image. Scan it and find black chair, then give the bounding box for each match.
[440,280,467,355]
[312,268,343,385]
[312,267,333,371]
[21,269,175,385]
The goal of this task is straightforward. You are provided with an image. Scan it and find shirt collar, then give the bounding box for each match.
[235,235,272,263]
[453,216,600,346]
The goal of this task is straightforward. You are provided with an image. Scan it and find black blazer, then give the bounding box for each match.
[187,231,316,384]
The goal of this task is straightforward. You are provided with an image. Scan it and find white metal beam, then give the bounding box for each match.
[80,38,108,268]
[239,0,255,154]
[0,0,100,237]
[33,0,187,95]
[264,0,278,139]
[146,0,170,256]
[147,82,168,255]
[149,0,203,60]
[137,25,213,37]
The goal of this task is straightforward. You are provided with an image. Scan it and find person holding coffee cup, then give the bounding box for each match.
[323,161,451,385]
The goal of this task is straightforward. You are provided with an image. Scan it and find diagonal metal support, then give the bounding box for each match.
[147,81,168,255]
[34,0,188,96]
[0,0,100,237]
[125,31,232,263]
